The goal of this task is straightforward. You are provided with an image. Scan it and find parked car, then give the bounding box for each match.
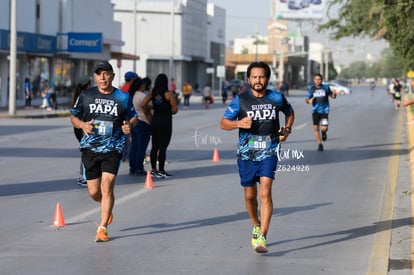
[326,82,352,95]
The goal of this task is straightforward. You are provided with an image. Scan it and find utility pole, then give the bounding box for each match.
[133,0,137,73]
[9,0,17,115]
[255,33,259,62]
[168,0,175,80]
[324,48,330,81]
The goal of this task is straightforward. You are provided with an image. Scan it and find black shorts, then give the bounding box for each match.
[312,112,329,126]
[81,150,122,180]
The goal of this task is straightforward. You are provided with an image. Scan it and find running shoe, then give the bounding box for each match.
[321,131,327,141]
[150,170,158,178]
[317,144,324,152]
[107,212,113,226]
[251,225,261,247]
[95,227,109,242]
[77,178,87,187]
[157,171,172,178]
[254,234,268,253]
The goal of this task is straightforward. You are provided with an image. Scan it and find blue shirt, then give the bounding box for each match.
[70,86,137,154]
[223,89,293,161]
[307,84,333,114]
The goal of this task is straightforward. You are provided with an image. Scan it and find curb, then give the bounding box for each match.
[0,111,71,119]
[405,96,414,190]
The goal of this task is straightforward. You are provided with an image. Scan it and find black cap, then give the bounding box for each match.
[94,61,113,74]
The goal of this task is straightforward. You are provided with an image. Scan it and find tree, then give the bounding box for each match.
[337,48,402,79]
[376,48,403,78]
[318,0,414,72]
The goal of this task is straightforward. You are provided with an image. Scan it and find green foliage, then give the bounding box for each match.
[338,48,403,79]
[318,0,414,72]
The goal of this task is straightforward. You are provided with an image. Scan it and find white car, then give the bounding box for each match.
[326,82,352,95]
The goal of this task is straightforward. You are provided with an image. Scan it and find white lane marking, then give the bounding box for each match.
[63,188,151,224]
[293,122,307,130]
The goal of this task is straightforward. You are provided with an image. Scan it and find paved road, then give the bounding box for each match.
[0,87,412,274]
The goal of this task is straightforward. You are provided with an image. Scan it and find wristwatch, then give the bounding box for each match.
[284,126,292,134]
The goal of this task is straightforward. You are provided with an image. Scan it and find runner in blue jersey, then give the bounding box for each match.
[306,73,336,152]
[70,61,138,242]
[220,61,295,253]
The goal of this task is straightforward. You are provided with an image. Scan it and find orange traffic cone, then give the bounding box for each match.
[212,148,220,162]
[53,202,66,227]
[144,171,154,189]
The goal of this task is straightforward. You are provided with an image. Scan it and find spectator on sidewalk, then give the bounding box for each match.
[120,71,138,161]
[182,81,193,108]
[71,75,92,187]
[202,83,213,109]
[24,77,32,109]
[40,80,57,111]
[128,77,152,176]
[120,71,138,92]
[141,73,178,178]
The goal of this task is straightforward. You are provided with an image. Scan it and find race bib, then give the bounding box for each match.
[248,135,271,150]
[93,120,113,136]
[314,89,326,97]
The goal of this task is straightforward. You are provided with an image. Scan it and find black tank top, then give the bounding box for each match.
[152,92,172,119]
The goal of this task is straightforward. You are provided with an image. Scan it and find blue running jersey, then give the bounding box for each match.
[307,84,333,114]
[223,89,293,161]
[70,86,137,154]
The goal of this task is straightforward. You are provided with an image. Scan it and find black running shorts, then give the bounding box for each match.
[81,150,122,180]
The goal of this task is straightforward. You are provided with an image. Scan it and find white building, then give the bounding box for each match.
[0,0,129,108]
[111,0,226,90]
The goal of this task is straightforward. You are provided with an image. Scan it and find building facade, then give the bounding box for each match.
[0,0,130,108]
[111,0,226,92]
[226,19,310,89]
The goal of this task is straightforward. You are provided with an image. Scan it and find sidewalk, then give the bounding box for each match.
[0,96,72,119]
[0,89,306,119]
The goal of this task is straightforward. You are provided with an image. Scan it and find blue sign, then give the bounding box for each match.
[66,32,102,53]
[0,29,56,53]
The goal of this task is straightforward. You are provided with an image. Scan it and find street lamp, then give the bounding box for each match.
[9,0,17,115]
[133,0,137,73]
[268,22,287,83]
[169,0,175,80]
[324,47,330,81]
[254,33,259,61]
[278,37,291,84]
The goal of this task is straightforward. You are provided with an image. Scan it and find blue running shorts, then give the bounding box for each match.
[237,156,278,187]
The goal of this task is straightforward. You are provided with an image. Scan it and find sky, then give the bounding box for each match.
[209,0,389,67]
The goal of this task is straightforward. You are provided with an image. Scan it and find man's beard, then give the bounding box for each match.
[250,83,266,92]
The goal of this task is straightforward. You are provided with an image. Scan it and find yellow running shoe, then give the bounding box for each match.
[251,225,261,247]
[254,234,268,253]
[95,227,109,242]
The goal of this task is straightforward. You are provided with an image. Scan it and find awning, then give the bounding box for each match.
[111,51,140,60]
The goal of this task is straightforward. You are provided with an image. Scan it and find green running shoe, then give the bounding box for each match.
[251,225,261,247]
[254,234,268,253]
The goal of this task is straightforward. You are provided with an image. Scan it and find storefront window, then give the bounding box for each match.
[54,58,74,96]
